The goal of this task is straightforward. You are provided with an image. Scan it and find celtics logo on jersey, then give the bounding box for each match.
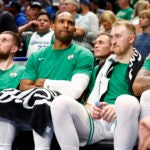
[68,54,74,60]
[10,72,17,78]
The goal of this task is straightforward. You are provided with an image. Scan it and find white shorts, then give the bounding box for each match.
[90,119,116,144]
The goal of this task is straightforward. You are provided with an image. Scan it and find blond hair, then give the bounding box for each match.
[113,20,136,35]
[139,9,150,20]
[133,0,149,18]
[99,10,117,26]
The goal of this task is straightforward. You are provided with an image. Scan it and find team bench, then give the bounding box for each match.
[12,130,138,150]
[12,57,138,150]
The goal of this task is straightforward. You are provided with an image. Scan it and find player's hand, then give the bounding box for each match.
[35,78,45,87]
[86,103,103,120]
[102,105,116,123]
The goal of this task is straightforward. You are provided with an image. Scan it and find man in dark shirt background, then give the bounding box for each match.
[0,0,18,33]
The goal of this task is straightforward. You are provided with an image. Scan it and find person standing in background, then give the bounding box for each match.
[116,0,133,20]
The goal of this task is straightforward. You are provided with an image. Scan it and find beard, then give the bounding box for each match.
[59,35,73,43]
[0,51,10,60]
[55,30,74,43]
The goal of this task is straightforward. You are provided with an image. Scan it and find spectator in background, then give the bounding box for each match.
[17,12,53,57]
[17,0,31,15]
[37,0,51,8]
[106,0,118,13]
[134,9,150,59]
[1,0,11,11]
[45,5,57,21]
[89,0,106,16]
[9,1,28,27]
[80,0,99,50]
[130,0,138,8]
[0,0,18,33]
[89,0,114,15]
[26,1,42,21]
[116,0,133,20]
[99,10,117,34]
[58,0,64,13]
[130,0,149,34]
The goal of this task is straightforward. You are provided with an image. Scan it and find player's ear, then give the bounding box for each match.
[11,45,18,53]
[129,34,135,44]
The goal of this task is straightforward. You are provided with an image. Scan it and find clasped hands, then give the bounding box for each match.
[35,78,46,87]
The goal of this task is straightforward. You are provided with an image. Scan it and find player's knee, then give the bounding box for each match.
[140,89,150,105]
[115,94,140,117]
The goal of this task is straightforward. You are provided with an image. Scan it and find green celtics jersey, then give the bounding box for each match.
[103,63,130,104]
[0,64,25,91]
[86,63,130,104]
[22,43,94,81]
[116,7,133,20]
